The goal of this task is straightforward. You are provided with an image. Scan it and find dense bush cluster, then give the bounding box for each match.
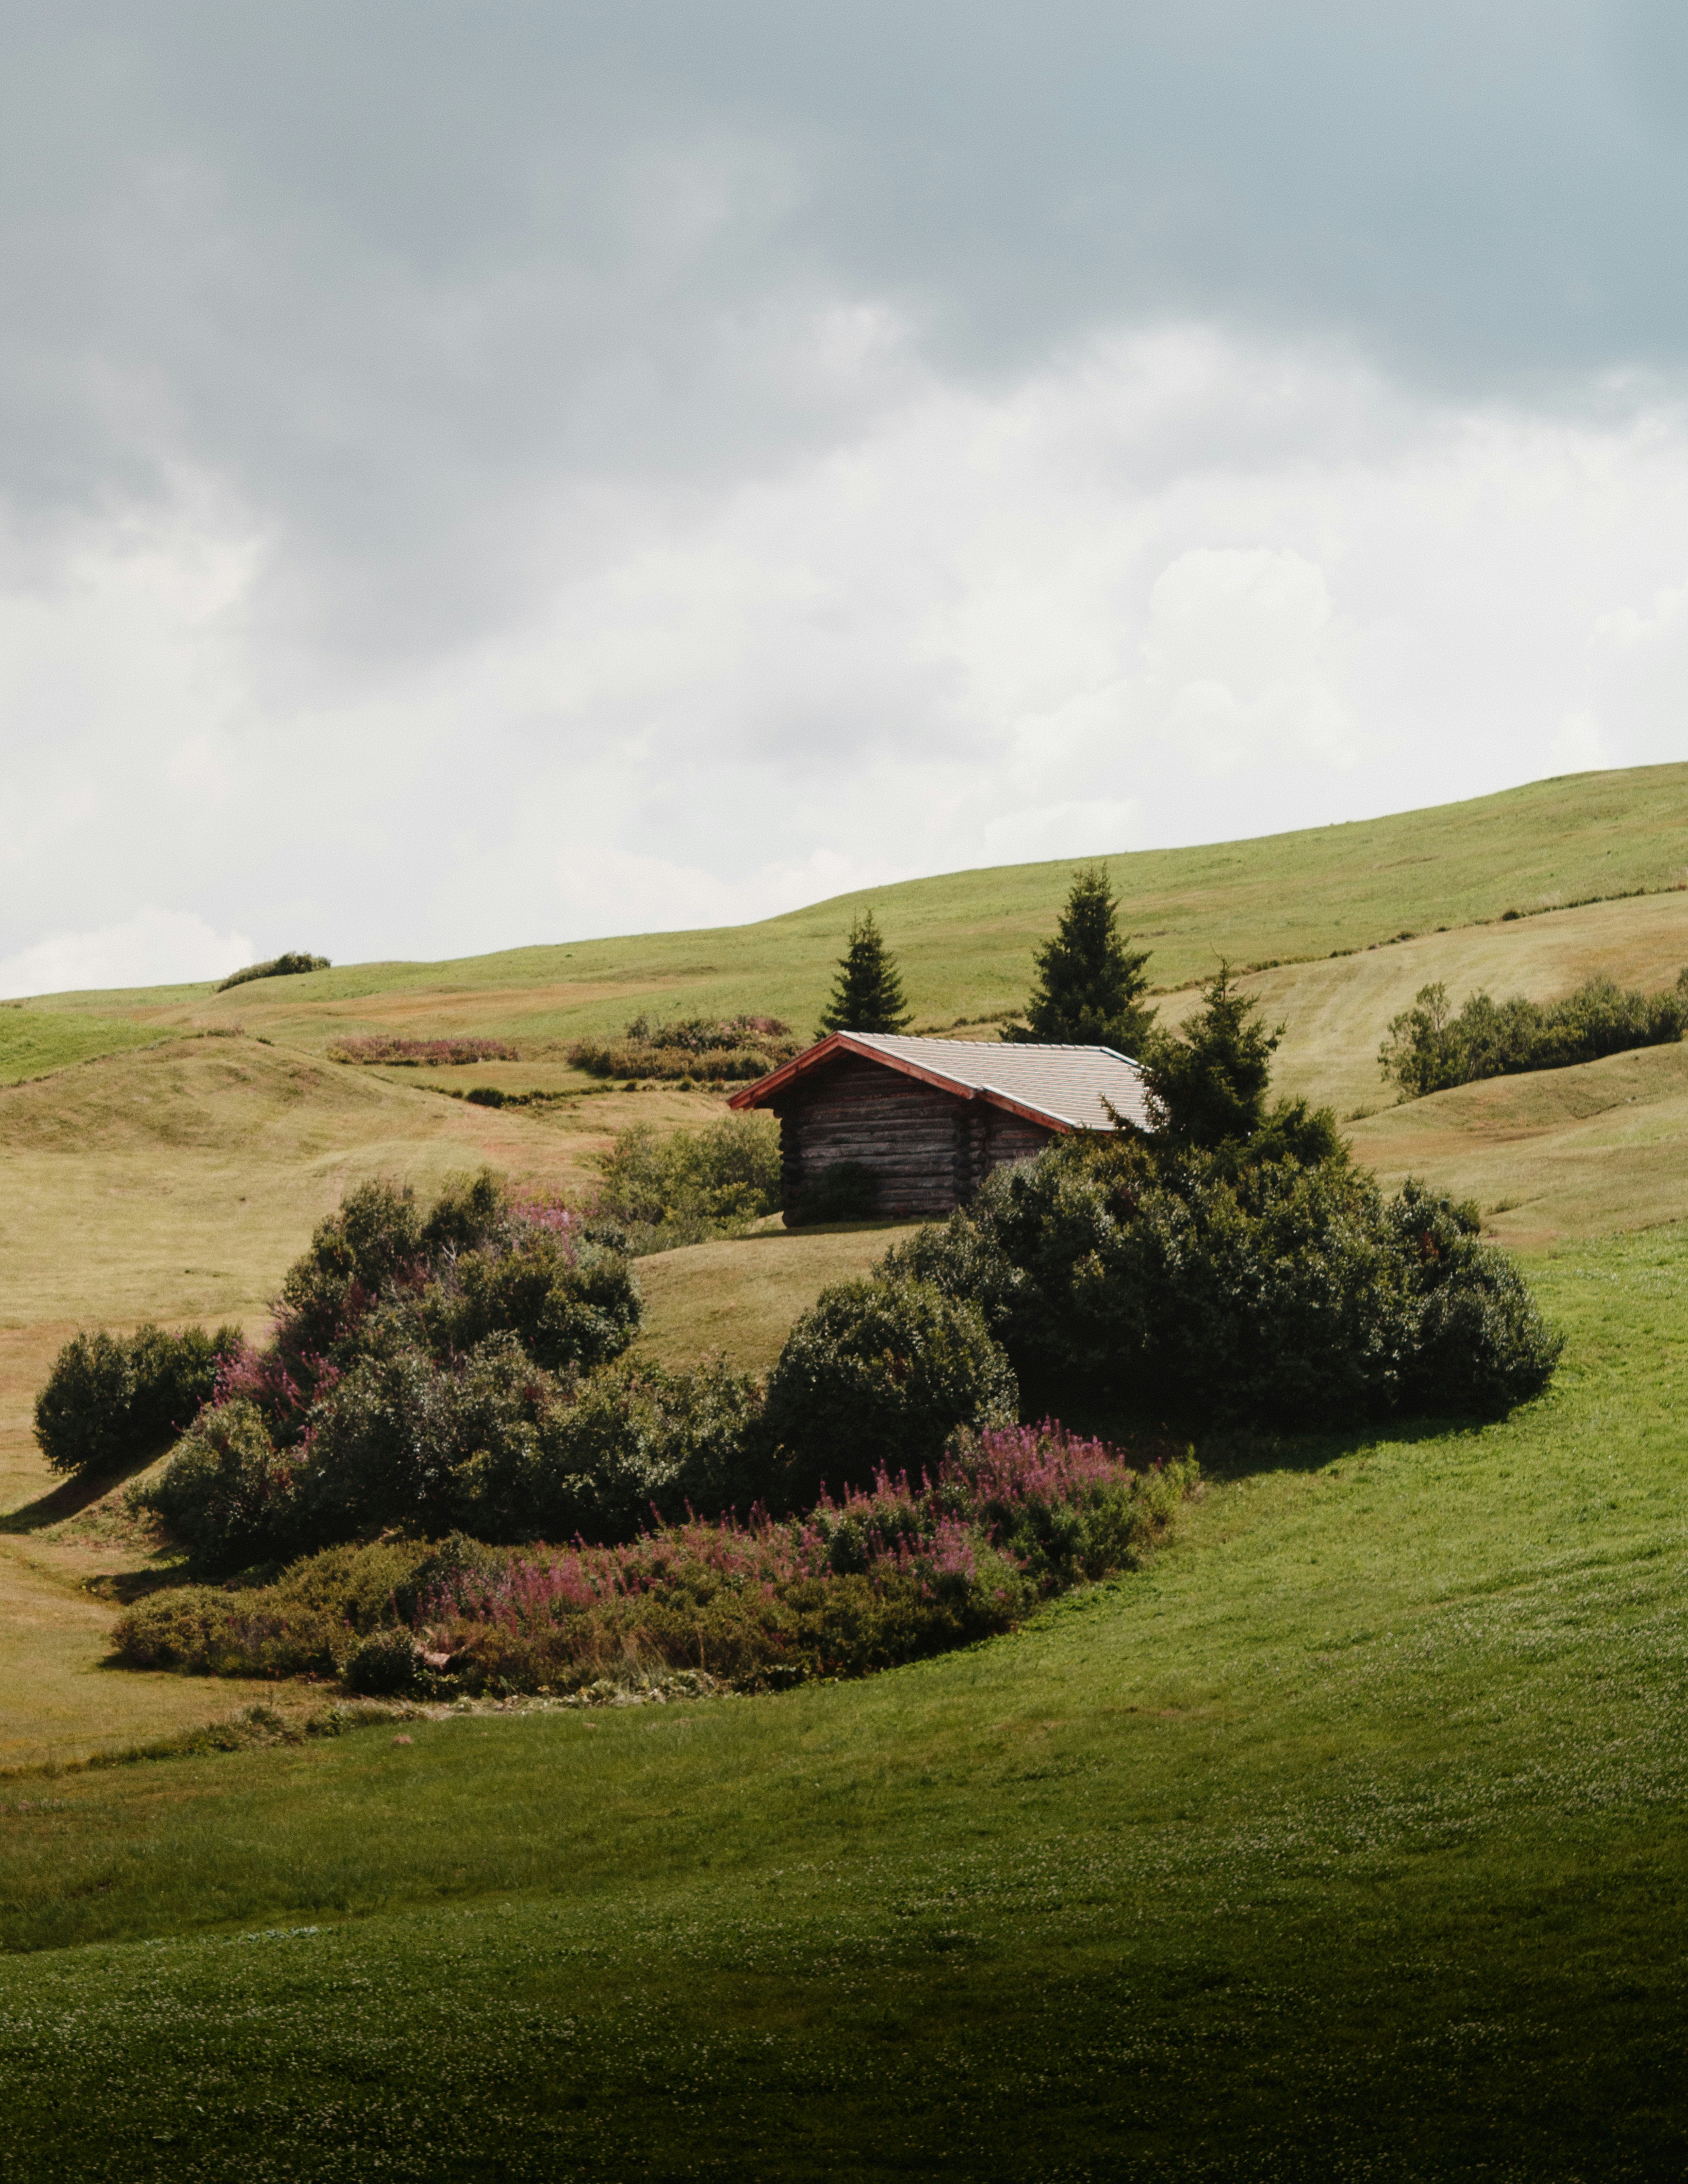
[1379,973,1688,1099]
[34,1322,242,1475]
[114,1421,1197,1694]
[216,952,330,992]
[872,968,1561,1428]
[569,1012,798,1082]
[591,1115,783,1249]
[328,1036,518,1065]
[139,1172,716,1567]
[884,1146,1559,1426]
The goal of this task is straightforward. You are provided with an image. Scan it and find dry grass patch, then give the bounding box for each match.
[630,1219,924,1375]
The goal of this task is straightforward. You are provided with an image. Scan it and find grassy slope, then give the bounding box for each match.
[2,1229,1684,2177]
[0,1008,159,1084]
[1157,886,1688,1248]
[23,764,1688,1056]
[5,770,1688,1770]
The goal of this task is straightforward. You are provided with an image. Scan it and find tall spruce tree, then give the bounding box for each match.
[819,913,912,1035]
[1008,865,1156,1051]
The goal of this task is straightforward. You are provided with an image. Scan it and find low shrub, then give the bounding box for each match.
[569,1012,799,1082]
[328,1036,518,1065]
[592,1116,782,1244]
[113,1421,1198,1695]
[34,1321,242,1475]
[1379,973,1688,1099]
[216,952,330,992]
[145,1400,300,1566]
[113,1538,432,1678]
[344,1627,424,1697]
[760,1277,1017,1508]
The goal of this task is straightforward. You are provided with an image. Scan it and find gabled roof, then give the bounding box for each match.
[728,1031,1151,1135]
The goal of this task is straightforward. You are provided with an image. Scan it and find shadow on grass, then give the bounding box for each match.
[1038,1387,1493,1488]
[739,1218,912,1243]
[0,1441,171,1537]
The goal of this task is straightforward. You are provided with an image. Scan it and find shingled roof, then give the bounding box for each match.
[729,1031,1151,1134]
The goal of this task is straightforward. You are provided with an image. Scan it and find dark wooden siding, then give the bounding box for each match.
[774,1053,1058,1222]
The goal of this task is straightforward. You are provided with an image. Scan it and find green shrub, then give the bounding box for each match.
[902,1136,1561,1427]
[112,1538,435,1678]
[34,1321,240,1475]
[215,951,330,992]
[144,1401,298,1565]
[1387,1181,1566,1414]
[536,1356,763,1537]
[33,1332,133,1475]
[569,1015,799,1082]
[344,1626,423,1697]
[592,1116,782,1244]
[760,1278,1017,1507]
[423,1231,641,1373]
[1379,973,1688,1100]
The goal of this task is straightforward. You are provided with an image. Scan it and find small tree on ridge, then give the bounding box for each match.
[819,913,912,1036]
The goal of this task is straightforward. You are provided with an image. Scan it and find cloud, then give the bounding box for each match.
[3,17,1688,986]
[1140,549,1358,776]
[0,907,255,1000]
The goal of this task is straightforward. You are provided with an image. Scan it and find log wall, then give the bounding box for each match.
[775,1054,1059,1221]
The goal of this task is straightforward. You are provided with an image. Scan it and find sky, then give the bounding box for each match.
[4,2,1688,992]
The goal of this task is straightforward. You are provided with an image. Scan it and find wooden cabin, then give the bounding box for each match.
[729,1033,1150,1224]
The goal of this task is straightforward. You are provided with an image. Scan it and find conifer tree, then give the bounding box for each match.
[1140,964,1281,1148]
[1007,865,1156,1052]
[819,913,912,1035]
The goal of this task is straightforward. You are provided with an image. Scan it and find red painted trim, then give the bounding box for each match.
[728,1032,1088,1134]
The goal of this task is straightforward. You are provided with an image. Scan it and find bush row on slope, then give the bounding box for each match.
[328,1035,518,1065]
[1379,972,1688,1099]
[215,951,329,991]
[114,1422,1198,1695]
[569,1011,799,1081]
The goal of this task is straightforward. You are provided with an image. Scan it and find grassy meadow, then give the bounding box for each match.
[4,764,1688,2173]
[2,1229,1684,2177]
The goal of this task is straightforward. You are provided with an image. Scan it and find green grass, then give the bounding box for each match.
[0,1007,159,1084]
[3,1224,1684,2178]
[23,765,1688,1052]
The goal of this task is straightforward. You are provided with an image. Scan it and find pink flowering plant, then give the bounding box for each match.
[117,1422,1198,1695]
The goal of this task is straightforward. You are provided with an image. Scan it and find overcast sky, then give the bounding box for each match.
[4,3,1688,992]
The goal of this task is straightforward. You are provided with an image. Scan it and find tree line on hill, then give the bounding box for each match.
[1378,973,1688,1099]
[820,868,1688,1104]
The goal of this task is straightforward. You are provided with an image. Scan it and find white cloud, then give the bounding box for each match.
[0,907,255,1000]
[1548,712,1607,771]
[1139,547,1358,776]
[5,326,1688,977]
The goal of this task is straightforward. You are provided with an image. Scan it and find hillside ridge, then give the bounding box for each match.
[16,766,1688,1061]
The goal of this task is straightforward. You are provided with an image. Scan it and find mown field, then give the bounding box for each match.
[4,766,1688,2175]
[1,1229,1684,2178]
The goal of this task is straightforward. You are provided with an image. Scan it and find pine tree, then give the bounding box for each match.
[819,913,912,1036]
[1007,866,1156,1052]
[1139,964,1281,1148]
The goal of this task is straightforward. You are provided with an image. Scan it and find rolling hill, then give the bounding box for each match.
[18,763,1688,1062]
[5,764,1688,2172]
